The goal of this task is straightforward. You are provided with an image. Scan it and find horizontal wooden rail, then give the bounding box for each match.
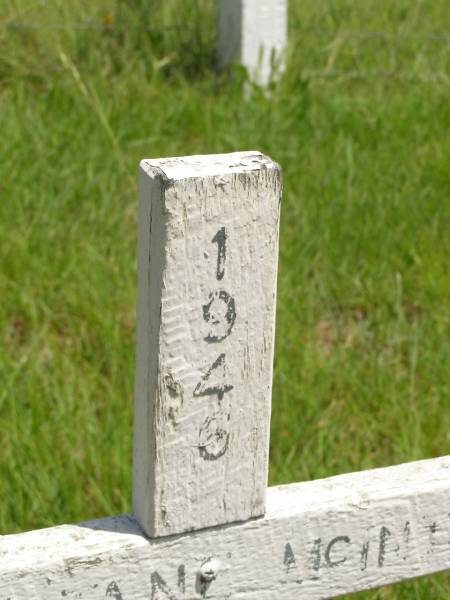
[2,456,449,599]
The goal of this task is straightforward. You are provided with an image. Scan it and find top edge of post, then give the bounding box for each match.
[140,151,281,182]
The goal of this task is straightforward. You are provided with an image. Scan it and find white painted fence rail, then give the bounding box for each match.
[2,458,449,598]
[1,152,449,599]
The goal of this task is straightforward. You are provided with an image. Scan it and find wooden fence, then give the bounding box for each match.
[1,152,449,599]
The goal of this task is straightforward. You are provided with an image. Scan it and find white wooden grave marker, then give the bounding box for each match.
[217,0,288,85]
[1,152,449,599]
[134,152,282,537]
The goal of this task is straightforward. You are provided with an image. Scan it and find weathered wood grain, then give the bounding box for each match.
[134,152,282,538]
[2,457,449,599]
[217,0,287,85]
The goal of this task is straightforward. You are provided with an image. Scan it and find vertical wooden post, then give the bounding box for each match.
[217,0,288,85]
[133,152,282,538]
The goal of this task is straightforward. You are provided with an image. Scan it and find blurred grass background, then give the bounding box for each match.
[0,0,449,597]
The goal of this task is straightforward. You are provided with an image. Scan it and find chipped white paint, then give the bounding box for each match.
[134,152,282,538]
[2,152,449,599]
[1,457,449,599]
[217,0,287,85]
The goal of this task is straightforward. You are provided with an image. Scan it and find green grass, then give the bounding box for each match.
[1,0,449,597]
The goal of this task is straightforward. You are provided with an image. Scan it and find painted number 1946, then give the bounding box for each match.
[196,227,235,461]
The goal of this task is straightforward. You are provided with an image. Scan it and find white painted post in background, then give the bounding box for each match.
[133,152,282,538]
[217,0,288,85]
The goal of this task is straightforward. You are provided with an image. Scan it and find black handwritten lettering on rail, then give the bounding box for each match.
[196,228,234,461]
[283,521,421,584]
[151,571,178,599]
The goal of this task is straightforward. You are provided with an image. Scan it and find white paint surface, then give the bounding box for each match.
[2,457,449,599]
[217,0,287,85]
[3,152,448,598]
[134,152,282,538]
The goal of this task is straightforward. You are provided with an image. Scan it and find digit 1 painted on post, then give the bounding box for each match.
[212,226,226,281]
